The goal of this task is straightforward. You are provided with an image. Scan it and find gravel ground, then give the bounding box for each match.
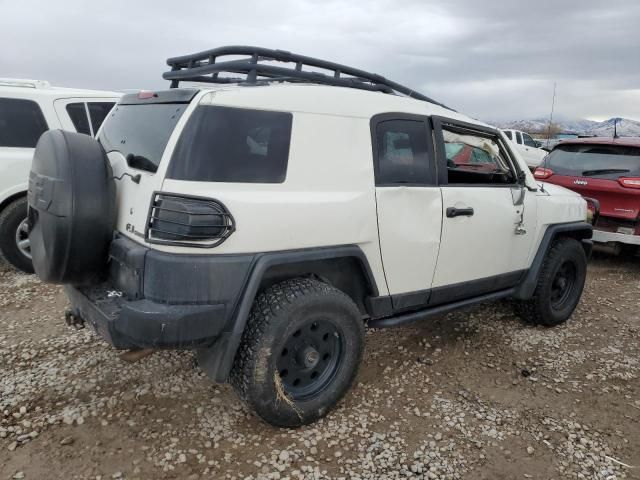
[0,254,638,480]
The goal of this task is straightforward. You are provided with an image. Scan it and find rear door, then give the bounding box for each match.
[372,114,442,311]
[430,117,537,304]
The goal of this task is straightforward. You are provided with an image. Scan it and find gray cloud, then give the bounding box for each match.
[1,0,638,121]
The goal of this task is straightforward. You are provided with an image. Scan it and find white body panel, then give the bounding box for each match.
[107,84,587,298]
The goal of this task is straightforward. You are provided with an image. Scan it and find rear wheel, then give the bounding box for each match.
[0,197,34,273]
[515,237,587,326]
[230,278,365,427]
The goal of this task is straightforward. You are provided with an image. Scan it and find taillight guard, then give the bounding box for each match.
[145,192,235,248]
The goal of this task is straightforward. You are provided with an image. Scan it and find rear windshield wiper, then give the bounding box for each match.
[581,168,630,176]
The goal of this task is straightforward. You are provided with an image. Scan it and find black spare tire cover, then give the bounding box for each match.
[28,130,115,284]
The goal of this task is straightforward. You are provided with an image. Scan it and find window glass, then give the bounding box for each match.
[516,131,523,144]
[503,130,513,140]
[66,103,91,135]
[444,129,515,185]
[0,98,48,148]
[522,133,537,147]
[88,102,115,136]
[546,144,640,178]
[98,103,187,172]
[375,119,430,184]
[167,106,292,183]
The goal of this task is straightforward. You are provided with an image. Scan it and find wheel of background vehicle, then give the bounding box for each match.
[515,237,587,326]
[0,197,34,273]
[230,277,365,427]
[28,130,115,284]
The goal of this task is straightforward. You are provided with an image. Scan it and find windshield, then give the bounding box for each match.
[546,143,640,178]
[98,104,187,172]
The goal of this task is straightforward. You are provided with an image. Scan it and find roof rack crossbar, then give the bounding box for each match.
[162,46,451,110]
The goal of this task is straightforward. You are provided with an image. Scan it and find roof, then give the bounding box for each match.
[552,136,640,148]
[190,83,485,126]
[0,78,120,99]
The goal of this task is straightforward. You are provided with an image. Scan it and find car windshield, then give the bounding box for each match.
[546,143,640,178]
[98,104,187,172]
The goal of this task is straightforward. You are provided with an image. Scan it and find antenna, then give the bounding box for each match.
[541,82,557,193]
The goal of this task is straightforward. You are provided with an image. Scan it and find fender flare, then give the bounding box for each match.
[512,221,593,300]
[197,245,378,382]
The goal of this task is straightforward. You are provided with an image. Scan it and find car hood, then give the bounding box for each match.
[536,182,582,197]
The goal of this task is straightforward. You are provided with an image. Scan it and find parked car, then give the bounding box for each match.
[28,46,592,427]
[501,129,548,169]
[0,78,120,272]
[534,137,640,253]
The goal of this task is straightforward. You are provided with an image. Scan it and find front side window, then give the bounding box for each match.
[66,102,91,135]
[503,130,513,140]
[375,119,430,184]
[167,106,292,183]
[0,98,48,148]
[522,133,537,147]
[444,129,515,184]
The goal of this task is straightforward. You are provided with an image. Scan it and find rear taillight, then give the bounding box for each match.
[534,167,554,179]
[146,193,235,248]
[137,91,158,99]
[618,177,640,189]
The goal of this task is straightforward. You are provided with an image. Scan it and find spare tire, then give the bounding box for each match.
[28,130,115,284]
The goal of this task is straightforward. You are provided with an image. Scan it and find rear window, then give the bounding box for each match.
[547,143,640,178]
[98,104,187,171]
[88,102,115,135]
[167,106,292,183]
[0,98,48,148]
[66,102,91,135]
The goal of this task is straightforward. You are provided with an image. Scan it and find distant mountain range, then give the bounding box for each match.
[493,117,640,137]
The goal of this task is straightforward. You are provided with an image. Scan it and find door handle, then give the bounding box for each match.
[446,206,474,218]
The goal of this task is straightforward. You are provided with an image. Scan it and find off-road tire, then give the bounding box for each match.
[0,197,34,273]
[515,237,587,326]
[230,277,365,427]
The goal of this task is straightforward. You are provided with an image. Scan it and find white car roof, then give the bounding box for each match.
[0,78,121,99]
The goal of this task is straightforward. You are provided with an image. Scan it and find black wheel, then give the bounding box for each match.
[0,197,34,273]
[515,237,587,326]
[230,278,365,427]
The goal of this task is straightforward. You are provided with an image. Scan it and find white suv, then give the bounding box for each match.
[27,47,593,427]
[501,128,548,169]
[0,78,120,272]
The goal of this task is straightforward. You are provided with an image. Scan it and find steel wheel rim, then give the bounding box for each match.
[276,318,343,401]
[15,218,31,259]
[550,260,576,310]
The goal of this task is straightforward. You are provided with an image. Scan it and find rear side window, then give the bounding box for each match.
[66,103,92,135]
[0,98,48,148]
[98,104,187,172]
[88,102,115,134]
[168,106,292,183]
[374,119,431,185]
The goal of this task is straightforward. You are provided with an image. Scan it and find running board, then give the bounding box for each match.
[367,288,515,329]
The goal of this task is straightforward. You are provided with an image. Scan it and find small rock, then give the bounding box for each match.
[526,446,535,455]
[60,436,74,446]
[13,472,25,479]
[8,441,18,451]
[278,450,290,462]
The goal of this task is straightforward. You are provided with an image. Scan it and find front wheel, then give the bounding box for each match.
[0,197,34,273]
[515,237,587,326]
[230,278,365,427]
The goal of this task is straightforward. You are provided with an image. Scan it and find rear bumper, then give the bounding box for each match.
[66,234,255,349]
[592,229,640,246]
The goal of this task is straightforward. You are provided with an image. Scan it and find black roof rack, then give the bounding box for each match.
[163,45,452,110]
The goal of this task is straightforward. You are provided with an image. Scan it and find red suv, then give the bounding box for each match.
[534,137,640,252]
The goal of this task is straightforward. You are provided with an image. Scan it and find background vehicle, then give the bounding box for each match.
[501,128,548,169]
[28,46,592,427]
[534,137,640,253]
[0,78,120,272]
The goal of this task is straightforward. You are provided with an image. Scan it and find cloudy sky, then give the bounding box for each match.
[2,0,639,122]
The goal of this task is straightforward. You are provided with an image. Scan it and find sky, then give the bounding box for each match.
[1,0,639,122]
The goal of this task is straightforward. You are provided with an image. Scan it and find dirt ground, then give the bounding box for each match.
[1,253,638,480]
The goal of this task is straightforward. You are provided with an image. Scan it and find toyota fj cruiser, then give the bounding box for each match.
[28,46,593,427]
[0,78,120,273]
